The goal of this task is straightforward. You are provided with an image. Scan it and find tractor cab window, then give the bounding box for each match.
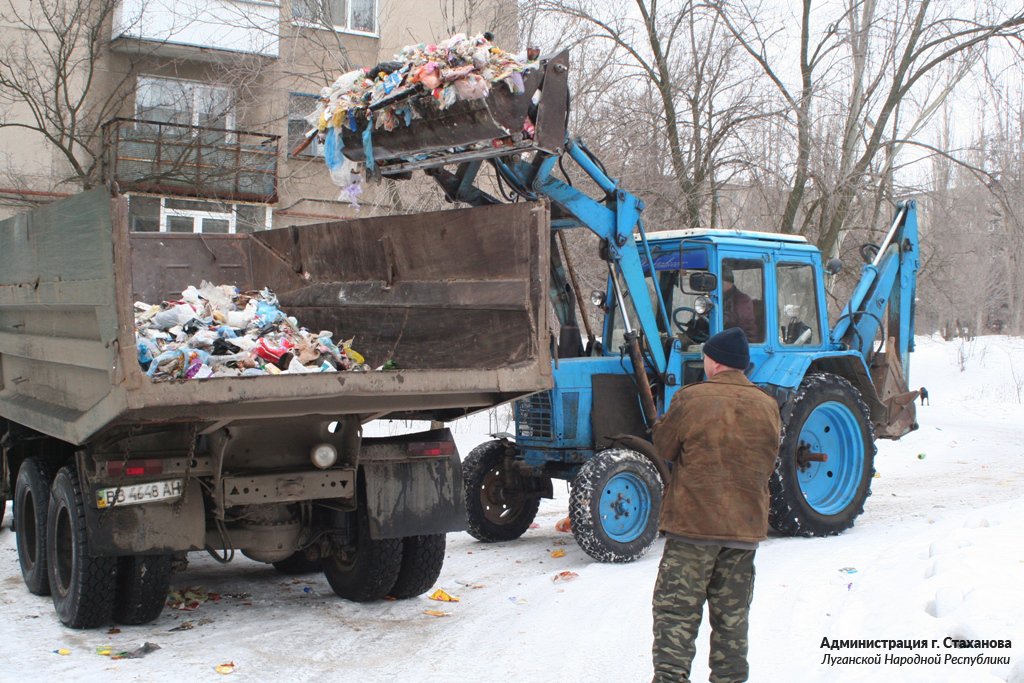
[664,269,710,348]
[777,263,822,345]
[720,258,765,343]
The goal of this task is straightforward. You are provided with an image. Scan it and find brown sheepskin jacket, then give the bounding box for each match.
[653,370,782,544]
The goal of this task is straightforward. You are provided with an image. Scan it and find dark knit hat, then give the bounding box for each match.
[703,327,749,370]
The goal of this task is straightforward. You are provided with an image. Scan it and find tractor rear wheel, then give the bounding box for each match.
[569,449,662,563]
[463,440,542,542]
[770,373,875,536]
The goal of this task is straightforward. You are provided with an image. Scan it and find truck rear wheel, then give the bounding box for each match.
[389,534,446,599]
[463,440,541,542]
[47,466,117,628]
[15,457,54,595]
[114,555,173,625]
[770,373,875,537]
[322,510,402,602]
[569,449,662,563]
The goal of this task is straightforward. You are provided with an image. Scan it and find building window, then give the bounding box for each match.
[136,76,235,132]
[293,0,377,34]
[128,196,272,234]
[288,93,323,157]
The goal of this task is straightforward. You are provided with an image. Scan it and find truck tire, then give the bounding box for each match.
[463,440,541,542]
[322,510,402,603]
[15,457,54,595]
[114,555,173,625]
[569,449,662,563]
[389,534,446,599]
[0,492,6,530]
[272,551,322,575]
[770,373,876,537]
[47,466,117,629]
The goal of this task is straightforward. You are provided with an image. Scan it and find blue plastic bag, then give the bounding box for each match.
[324,126,343,171]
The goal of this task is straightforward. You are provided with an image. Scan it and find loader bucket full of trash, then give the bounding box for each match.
[305,33,568,177]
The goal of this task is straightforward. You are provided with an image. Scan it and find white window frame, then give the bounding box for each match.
[129,195,273,233]
[161,207,237,234]
[291,0,379,36]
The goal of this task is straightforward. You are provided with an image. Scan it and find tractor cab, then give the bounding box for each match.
[624,229,828,395]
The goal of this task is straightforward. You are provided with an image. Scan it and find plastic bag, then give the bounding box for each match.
[324,126,344,171]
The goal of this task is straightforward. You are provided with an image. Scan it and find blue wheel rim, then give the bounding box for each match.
[599,471,652,542]
[798,400,865,515]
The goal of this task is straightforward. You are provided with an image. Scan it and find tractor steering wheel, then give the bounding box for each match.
[672,306,709,343]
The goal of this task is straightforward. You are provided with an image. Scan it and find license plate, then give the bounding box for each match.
[95,479,183,509]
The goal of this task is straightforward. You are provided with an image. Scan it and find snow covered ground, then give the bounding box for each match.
[1,335,1022,682]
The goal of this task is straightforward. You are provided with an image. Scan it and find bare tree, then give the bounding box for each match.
[525,0,770,229]
[714,0,1024,261]
[0,0,141,189]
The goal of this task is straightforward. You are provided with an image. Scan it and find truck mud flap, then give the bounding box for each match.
[363,454,466,539]
[84,479,205,556]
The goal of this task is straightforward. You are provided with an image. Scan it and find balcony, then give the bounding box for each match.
[102,118,279,204]
[112,0,280,60]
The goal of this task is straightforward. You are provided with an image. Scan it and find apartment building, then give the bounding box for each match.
[0,0,512,228]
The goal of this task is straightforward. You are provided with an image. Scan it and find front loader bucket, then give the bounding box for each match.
[870,337,920,439]
[341,52,570,176]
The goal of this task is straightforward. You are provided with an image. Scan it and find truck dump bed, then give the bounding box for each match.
[0,190,551,445]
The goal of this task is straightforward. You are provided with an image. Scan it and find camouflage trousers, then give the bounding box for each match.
[651,538,756,683]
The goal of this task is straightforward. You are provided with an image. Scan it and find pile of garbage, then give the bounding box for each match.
[135,282,370,381]
[307,32,537,136]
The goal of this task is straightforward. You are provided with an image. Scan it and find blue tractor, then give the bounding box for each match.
[341,51,921,562]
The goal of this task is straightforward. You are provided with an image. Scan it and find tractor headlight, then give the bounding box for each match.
[590,289,606,307]
[694,295,713,315]
[310,443,338,469]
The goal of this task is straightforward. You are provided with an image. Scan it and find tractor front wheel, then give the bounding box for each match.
[569,449,662,563]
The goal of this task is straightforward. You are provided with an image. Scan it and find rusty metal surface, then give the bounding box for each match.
[83,479,206,555]
[363,453,465,539]
[337,54,574,176]
[871,340,920,439]
[221,468,355,506]
[102,117,279,203]
[0,192,552,445]
[340,68,543,166]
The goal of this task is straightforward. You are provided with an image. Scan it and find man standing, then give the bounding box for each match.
[651,328,781,683]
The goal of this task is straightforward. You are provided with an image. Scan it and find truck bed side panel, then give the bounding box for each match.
[0,191,552,444]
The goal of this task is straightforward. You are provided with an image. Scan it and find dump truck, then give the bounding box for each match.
[322,49,921,563]
[0,190,552,628]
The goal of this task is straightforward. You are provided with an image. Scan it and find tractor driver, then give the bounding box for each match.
[722,268,758,340]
